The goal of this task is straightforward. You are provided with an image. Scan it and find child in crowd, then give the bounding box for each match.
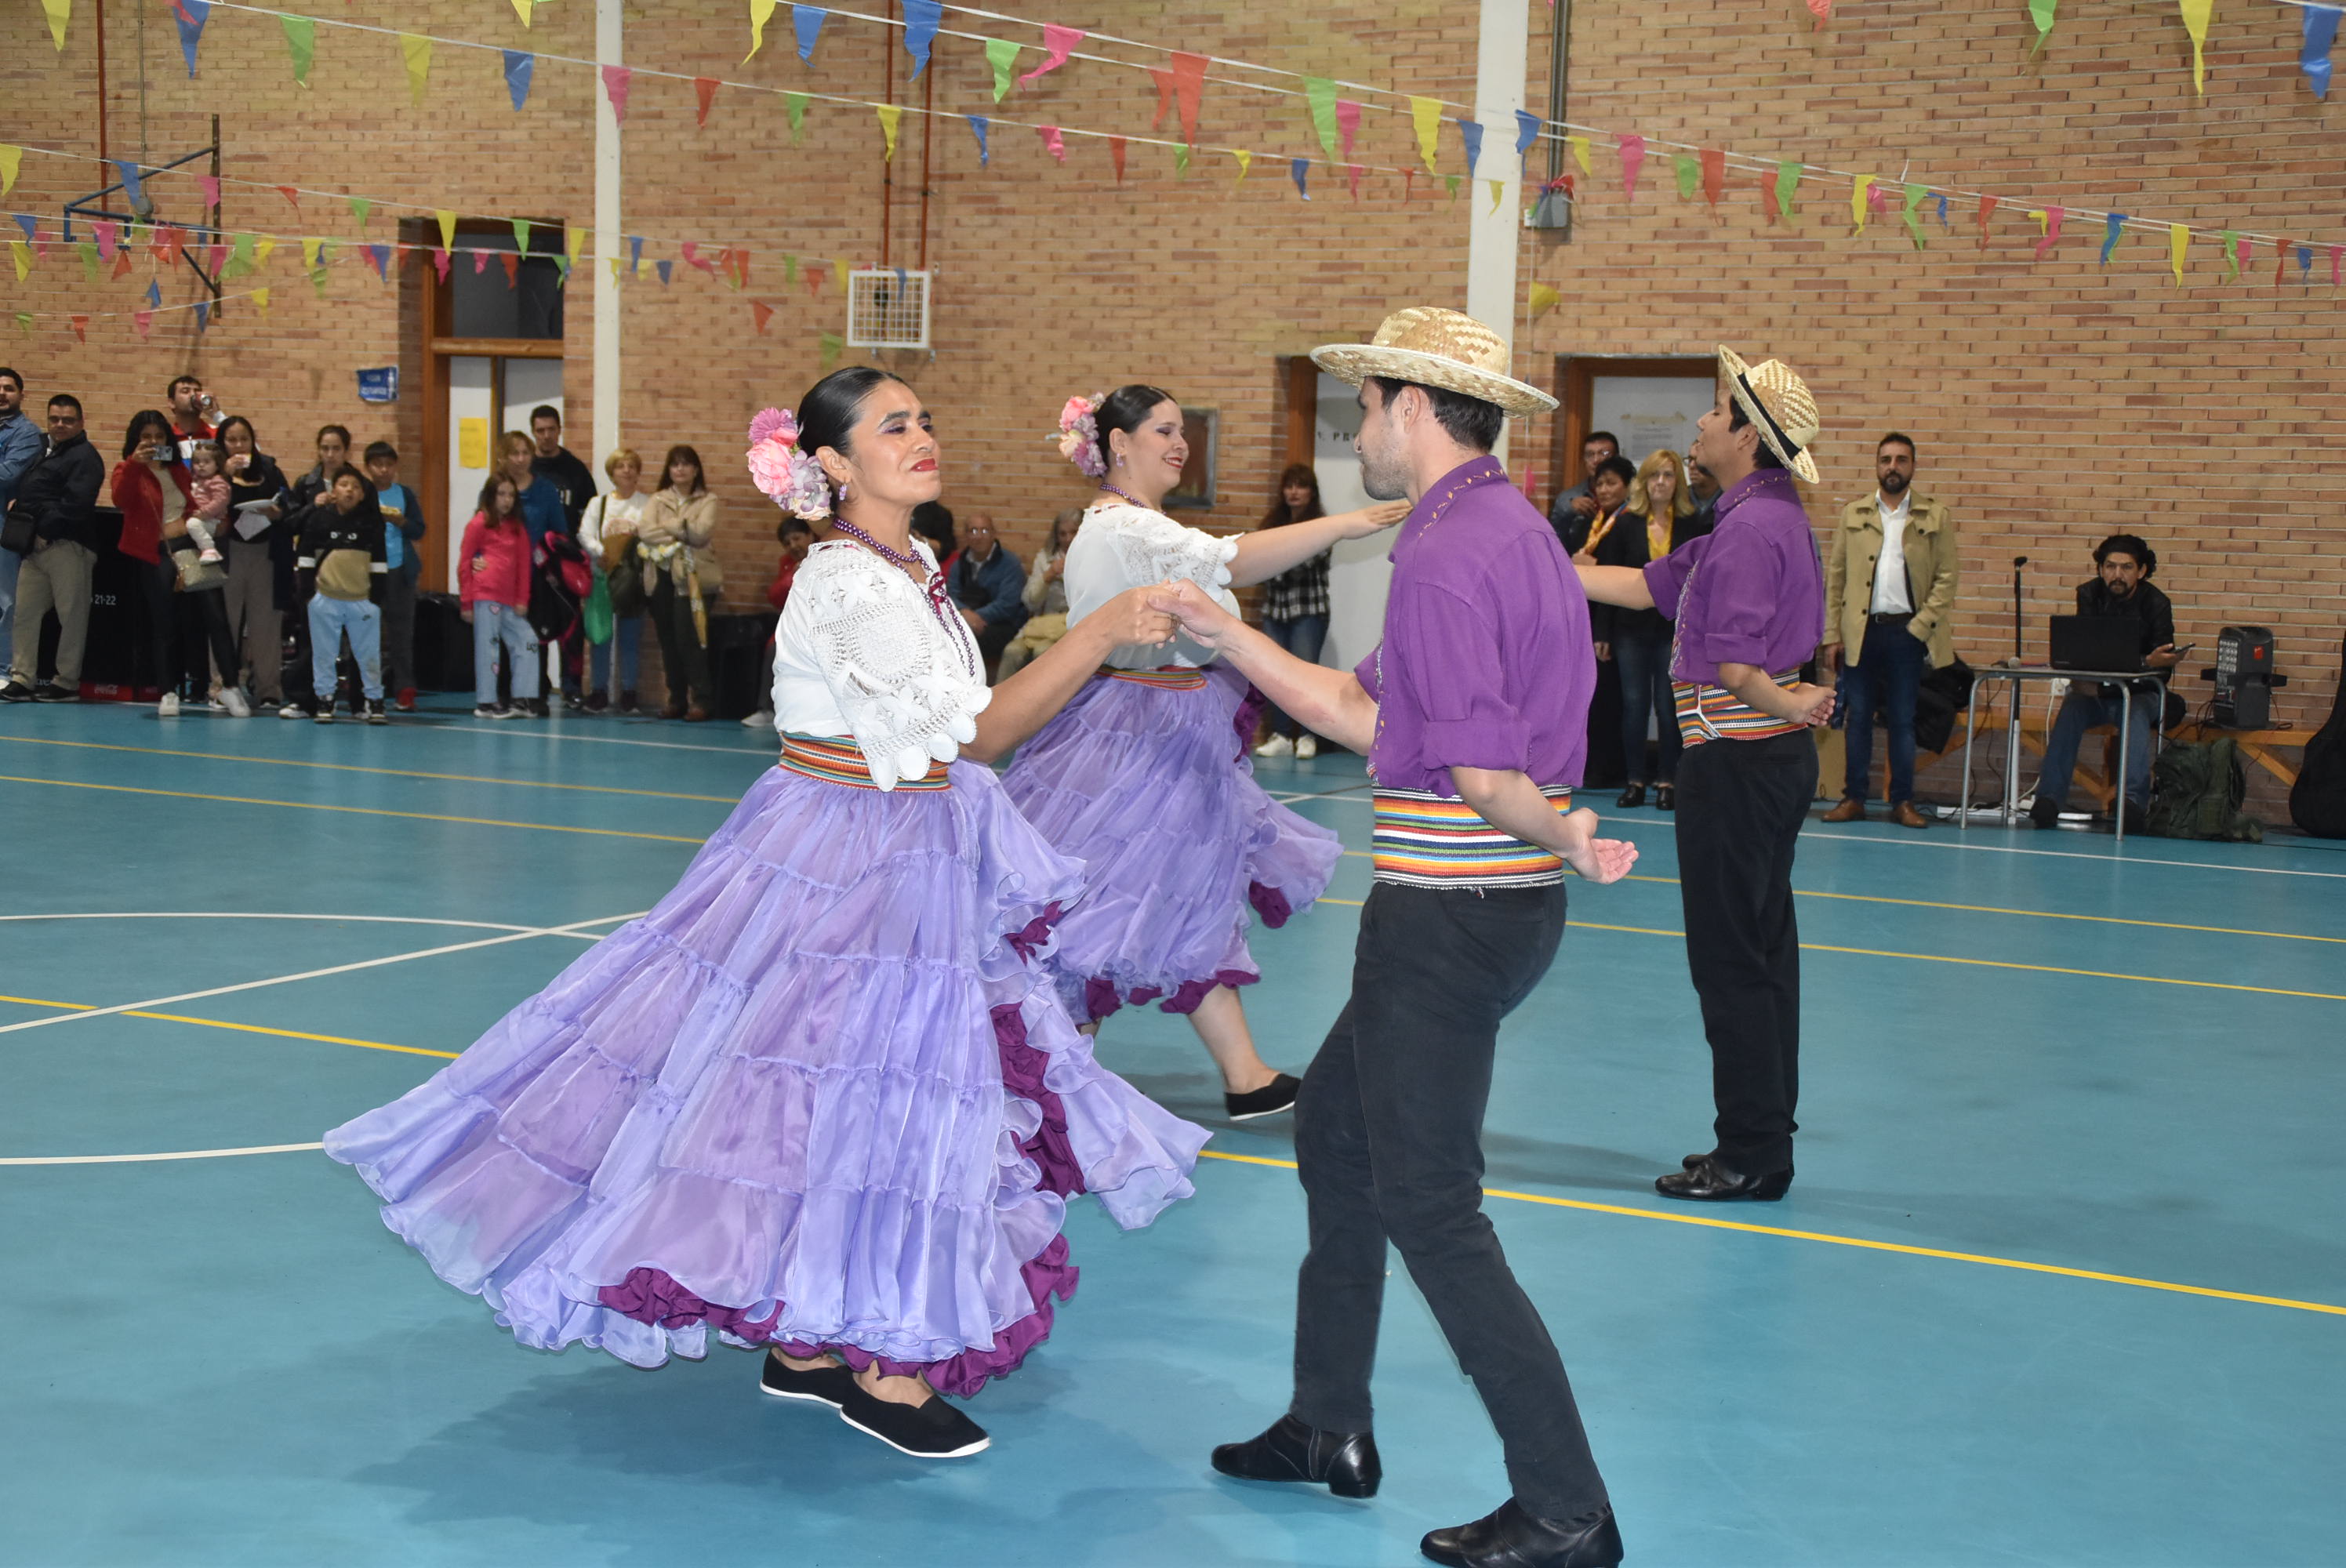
[364,441,430,712]
[459,473,542,720]
[295,463,389,724]
[179,441,230,565]
[742,514,815,730]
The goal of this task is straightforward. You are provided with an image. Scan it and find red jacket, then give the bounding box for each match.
[766,552,800,612]
[108,459,193,565]
[458,510,533,611]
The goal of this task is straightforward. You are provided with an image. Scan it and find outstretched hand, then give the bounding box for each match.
[1784,682,1836,727]
[1337,500,1412,538]
[1146,579,1240,648]
[1555,807,1638,884]
[1096,584,1178,648]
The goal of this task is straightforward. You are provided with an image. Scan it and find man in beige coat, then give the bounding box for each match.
[1821,433,1958,827]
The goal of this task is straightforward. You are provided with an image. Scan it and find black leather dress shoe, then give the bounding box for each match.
[1211,1414,1380,1497]
[1422,1499,1622,1568]
[1615,782,1646,809]
[1654,784,1675,811]
[1656,1153,1791,1202]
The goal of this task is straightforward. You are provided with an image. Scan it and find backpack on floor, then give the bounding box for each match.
[2146,739,2263,842]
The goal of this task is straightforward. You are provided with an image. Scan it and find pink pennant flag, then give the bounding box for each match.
[433,249,451,282]
[601,64,633,124]
[2275,238,2289,289]
[2333,245,2343,287]
[1335,99,1361,161]
[1346,162,1364,199]
[1620,133,1646,201]
[804,262,827,297]
[474,249,488,274]
[2033,205,2065,261]
[1019,24,1084,84]
[134,310,154,339]
[1038,125,1066,162]
[1807,0,1833,25]
[276,185,300,209]
[681,240,716,274]
[32,229,53,260]
[1109,136,1127,182]
[205,241,229,274]
[1868,181,1890,218]
[93,220,118,260]
[197,173,220,209]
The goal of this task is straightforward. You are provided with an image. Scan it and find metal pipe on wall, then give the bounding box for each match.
[1465,0,1531,463]
[592,0,623,467]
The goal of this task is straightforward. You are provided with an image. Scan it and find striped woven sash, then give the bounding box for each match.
[1370,786,1576,889]
[1672,670,1807,748]
[779,732,952,791]
[1100,664,1208,689]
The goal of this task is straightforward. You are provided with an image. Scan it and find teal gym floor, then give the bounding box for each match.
[5,698,2343,1566]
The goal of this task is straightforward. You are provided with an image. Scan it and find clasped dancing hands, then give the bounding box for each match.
[1096,583,1184,648]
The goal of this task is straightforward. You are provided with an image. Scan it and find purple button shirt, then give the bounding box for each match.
[1642,467,1826,687]
[1353,456,1596,795]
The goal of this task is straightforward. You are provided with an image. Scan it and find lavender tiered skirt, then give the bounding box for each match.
[323,760,1208,1396]
[1000,664,1344,1025]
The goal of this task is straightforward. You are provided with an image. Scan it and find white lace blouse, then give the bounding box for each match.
[1063,501,1241,670]
[768,539,991,790]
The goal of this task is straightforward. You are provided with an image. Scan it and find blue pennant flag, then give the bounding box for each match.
[13,215,33,243]
[903,0,940,78]
[2101,212,2127,265]
[629,234,645,273]
[793,5,826,64]
[174,0,212,78]
[2305,5,2341,99]
[1291,158,1310,200]
[1456,118,1484,176]
[147,279,162,307]
[656,259,673,285]
[2301,244,2315,274]
[894,266,908,294]
[115,161,147,209]
[194,300,211,332]
[965,114,990,166]
[503,50,534,111]
[1513,109,1540,156]
[1937,191,1951,230]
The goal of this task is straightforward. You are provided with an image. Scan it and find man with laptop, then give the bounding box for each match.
[2032,533,2181,830]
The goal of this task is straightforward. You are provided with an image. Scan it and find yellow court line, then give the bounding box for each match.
[2,993,462,1059]
[0,775,706,844]
[0,735,743,804]
[1193,1150,2346,1319]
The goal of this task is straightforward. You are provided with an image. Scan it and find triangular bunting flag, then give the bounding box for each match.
[147,279,163,307]
[134,310,154,339]
[1020,24,1083,84]
[2100,212,2126,265]
[504,50,534,110]
[71,314,87,342]
[433,249,451,284]
[223,233,256,278]
[793,5,826,64]
[9,242,33,283]
[904,0,940,77]
[197,173,220,210]
[746,0,776,59]
[1108,135,1125,180]
[400,34,432,108]
[275,184,300,209]
[195,301,211,332]
[42,0,71,52]
[281,15,314,85]
[76,241,98,281]
[1444,173,1460,201]
[94,220,117,260]
[301,236,324,270]
[350,196,372,228]
[1037,125,1065,163]
[695,77,721,124]
[1528,283,1560,317]
[1488,179,1505,214]
[967,115,990,165]
[1168,53,1207,142]
[251,288,269,316]
[877,104,903,161]
[1514,109,1541,155]
[503,252,521,287]
[2221,230,2242,281]
[1619,134,1645,201]
[752,300,774,333]
[656,259,673,285]
[819,332,843,372]
[601,65,633,124]
[785,93,808,140]
[1977,194,1998,248]
[566,227,588,274]
[1457,119,1483,176]
[1175,144,1193,179]
[1304,78,1338,160]
[1567,136,1592,176]
[1233,149,1251,186]
[784,254,799,285]
[2170,224,2190,285]
[111,245,133,279]
[1335,100,1361,161]
[804,262,826,297]
[2033,205,2065,261]
[1901,183,1929,249]
[1291,159,1310,200]
[115,160,146,209]
[1701,149,1726,208]
[630,234,645,275]
[174,0,211,78]
[0,147,20,197]
[986,38,1020,101]
[368,243,390,279]
[1850,173,1874,234]
[436,209,458,254]
[2030,0,2057,54]
[2178,0,2213,95]
[512,0,533,25]
[1409,98,1443,173]
[1672,154,1699,201]
[474,249,489,274]
[681,240,710,273]
[2305,6,2341,99]
[512,218,533,252]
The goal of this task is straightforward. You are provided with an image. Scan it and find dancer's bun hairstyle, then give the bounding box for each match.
[797,367,913,478]
[1092,383,1178,473]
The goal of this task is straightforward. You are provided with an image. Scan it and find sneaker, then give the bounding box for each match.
[1254,733,1294,759]
[473,702,510,720]
[1226,1073,1302,1122]
[158,691,181,717]
[523,698,550,719]
[220,685,252,719]
[278,701,308,719]
[198,547,223,564]
[834,1381,990,1459]
[313,702,336,724]
[742,709,775,729]
[1294,734,1318,760]
[617,689,639,714]
[395,688,417,713]
[365,698,388,725]
[0,681,32,702]
[759,1354,856,1409]
[490,703,528,721]
[563,691,587,713]
[32,681,78,702]
[584,691,609,714]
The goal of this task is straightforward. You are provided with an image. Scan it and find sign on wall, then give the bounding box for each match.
[357,366,400,404]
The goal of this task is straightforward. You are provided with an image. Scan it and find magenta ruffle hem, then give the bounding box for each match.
[1001,662,1344,1026]
[321,760,1208,1399]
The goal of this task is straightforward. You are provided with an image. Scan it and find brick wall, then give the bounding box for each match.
[5,2,2337,792]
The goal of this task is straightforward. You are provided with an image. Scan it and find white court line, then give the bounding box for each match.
[0,1142,325,1167]
[0,912,583,935]
[0,911,643,1036]
[418,721,775,757]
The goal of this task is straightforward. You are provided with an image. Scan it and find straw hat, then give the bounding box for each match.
[1311,307,1557,418]
[1716,343,1821,484]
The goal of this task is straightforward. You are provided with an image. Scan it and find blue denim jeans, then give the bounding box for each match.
[1262,613,1328,738]
[589,612,645,697]
[1612,622,1679,783]
[307,594,382,702]
[472,601,541,706]
[2038,688,2155,810]
[0,543,20,666]
[1839,619,1926,803]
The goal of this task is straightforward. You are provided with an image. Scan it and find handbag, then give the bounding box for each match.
[583,568,615,645]
[0,508,34,556]
[688,547,724,604]
[603,534,645,616]
[173,545,228,593]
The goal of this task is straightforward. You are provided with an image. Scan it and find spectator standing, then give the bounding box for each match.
[276,425,353,717]
[579,448,649,713]
[741,514,815,729]
[944,512,1027,675]
[1823,434,1959,829]
[528,405,597,537]
[459,473,541,720]
[364,441,430,712]
[1546,429,1621,554]
[216,416,292,711]
[111,412,247,718]
[499,431,568,546]
[165,373,220,459]
[0,368,45,662]
[2030,534,2181,833]
[2,396,106,702]
[297,464,390,724]
[638,445,720,721]
[1590,448,1712,808]
[1252,465,1334,760]
[997,506,1080,681]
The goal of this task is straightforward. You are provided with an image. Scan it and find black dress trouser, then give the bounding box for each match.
[1289,880,1609,1523]
[1672,728,1817,1175]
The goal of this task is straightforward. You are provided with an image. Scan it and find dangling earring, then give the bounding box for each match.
[837,478,850,502]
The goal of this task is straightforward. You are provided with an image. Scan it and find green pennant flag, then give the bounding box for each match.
[13,313,31,335]
[2028,0,2057,53]
[1174,143,1191,178]
[309,264,330,299]
[1303,77,1339,161]
[511,218,532,252]
[2220,229,2240,281]
[554,254,572,287]
[281,15,314,85]
[1901,183,1930,249]
[76,240,99,281]
[1444,173,1462,201]
[984,38,1019,102]
[783,253,798,285]
[819,330,844,372]
[1774,160,1801,219]
[1672,153,1699,200]
[349,196,372,228]
[224,231,257,278]
[785,92,808,141]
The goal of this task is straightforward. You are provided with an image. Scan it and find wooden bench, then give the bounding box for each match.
[1817,709,2127,811]
[2170,723,2310,788]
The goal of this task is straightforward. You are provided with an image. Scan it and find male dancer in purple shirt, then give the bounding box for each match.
[1153,308,1635,1568]
[1576,347,1833,1204]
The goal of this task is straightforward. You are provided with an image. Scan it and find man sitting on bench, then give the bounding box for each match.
[2032,532,2181,832]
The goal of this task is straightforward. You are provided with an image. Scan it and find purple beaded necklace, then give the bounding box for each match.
[829,515,977,676]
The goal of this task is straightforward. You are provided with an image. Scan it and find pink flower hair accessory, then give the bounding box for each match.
[1052,392,1107,478]
[746,406,833,519]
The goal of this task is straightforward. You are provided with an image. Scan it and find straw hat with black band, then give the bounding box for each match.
[1311,307,1557,418]
[1716,343,1822,485]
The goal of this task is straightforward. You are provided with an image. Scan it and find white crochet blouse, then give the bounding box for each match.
[768,539,990,790]
[1062,501,1241,670]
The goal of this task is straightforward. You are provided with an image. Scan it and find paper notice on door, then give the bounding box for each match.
[458,416,489,469]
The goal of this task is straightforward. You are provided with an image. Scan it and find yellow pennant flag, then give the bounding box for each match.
[301,236,324,270]
[838,260,851,296]
[1527,281,1561,316]
[876,104,903,162]
[252,288,271,316]
[511,0,532,27]
[566,226,588,270]
[9,241,30,282]
[400,34,432,108]
[1850,174,1874,233]
[2169,223,2189,285]
[1567,136,1591,176]
[2177,0,2213,94]
[608,256,624,285]
[1409,96,1443,173]
[42,0,70,51]
[2028,208,2050,238]
[435,210,458,254]
[253,238,276,270]
[1232,149,1252,184]
[1487,179,1505,214]
[746,0,778,60]
[0,146,21,196]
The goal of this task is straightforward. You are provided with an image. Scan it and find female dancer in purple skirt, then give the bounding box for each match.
[324,369,1208,1461]
[1002,387,1405,1120]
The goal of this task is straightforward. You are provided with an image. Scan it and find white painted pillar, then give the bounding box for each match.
[1466,0,1530,463]
[591,0,623,467]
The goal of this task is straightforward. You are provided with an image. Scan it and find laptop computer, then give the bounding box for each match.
[2048,615,2143,673]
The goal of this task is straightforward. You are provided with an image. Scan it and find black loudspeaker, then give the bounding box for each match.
[411,591,474,691]
[2213,626,2276,730]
